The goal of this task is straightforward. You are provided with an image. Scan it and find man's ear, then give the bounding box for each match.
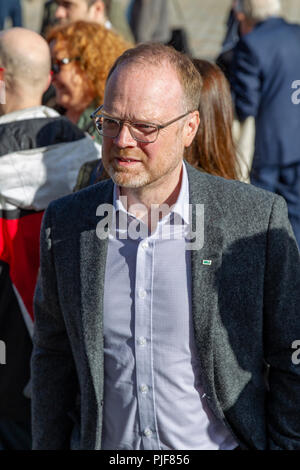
[89,0,106,24]
[183,110,200,148]
[0,67,5,82]
[44,72,52,92]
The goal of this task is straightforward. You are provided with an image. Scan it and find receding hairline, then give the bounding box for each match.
[106,59,187,102]
[106,44,203,111]
[106,60,191,113]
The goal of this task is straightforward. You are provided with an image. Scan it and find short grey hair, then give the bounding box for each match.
[235,0,281,23]
[107,43,203,113]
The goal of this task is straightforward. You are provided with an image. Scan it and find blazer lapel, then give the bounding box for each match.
[79,179,113,441]
[80,229,108,387]
[187,164,225,419]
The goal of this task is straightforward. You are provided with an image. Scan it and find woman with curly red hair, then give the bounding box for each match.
[47,20,131,142]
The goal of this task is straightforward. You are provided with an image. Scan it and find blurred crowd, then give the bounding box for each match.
[0,0,299,450]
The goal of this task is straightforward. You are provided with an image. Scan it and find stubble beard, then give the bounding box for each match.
[106,162,152,188]
[103,136,184,190]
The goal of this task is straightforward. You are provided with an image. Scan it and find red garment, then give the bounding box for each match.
[0,211,44,322]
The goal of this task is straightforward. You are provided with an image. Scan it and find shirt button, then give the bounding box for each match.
[141,241,149,249]
[144,428,152,437]
[138,336,146,346]
[138,288,146,299]
[140,384,149,394]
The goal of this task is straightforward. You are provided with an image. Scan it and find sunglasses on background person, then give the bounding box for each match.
[51,57,81,75]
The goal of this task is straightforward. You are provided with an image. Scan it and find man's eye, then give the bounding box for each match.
[104,118,118,126]
[134,123,156,132]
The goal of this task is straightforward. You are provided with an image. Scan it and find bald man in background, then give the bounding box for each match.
[0,27,100,449]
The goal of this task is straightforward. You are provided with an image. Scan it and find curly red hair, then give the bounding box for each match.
[47,20,132,105]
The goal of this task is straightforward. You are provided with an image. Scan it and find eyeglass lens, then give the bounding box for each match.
[96,116,158,143]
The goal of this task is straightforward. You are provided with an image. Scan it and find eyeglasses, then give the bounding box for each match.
[51,57,80,75]
[90,105,193,144]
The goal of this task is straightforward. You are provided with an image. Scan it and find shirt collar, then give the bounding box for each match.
[113,161,190,225]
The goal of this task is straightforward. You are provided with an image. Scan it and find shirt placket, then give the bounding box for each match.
[134,237,160,450]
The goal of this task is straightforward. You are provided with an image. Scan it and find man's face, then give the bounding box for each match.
[102,64,195,190]
[54,0,91,24]
[50,40,95,112]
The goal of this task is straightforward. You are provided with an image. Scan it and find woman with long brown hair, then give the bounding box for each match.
[185,59,241,180]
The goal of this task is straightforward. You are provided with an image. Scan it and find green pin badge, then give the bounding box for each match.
[202,260,212,266]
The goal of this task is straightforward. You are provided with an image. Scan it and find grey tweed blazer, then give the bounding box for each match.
[31,163,300,450]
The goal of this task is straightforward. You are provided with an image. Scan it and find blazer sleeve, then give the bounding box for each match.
[264,196,300,449]
[231,38,261,121]
[31,203,78,450]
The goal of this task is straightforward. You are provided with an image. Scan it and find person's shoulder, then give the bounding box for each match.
[0,109,86,149]
[49,178,114,213]
[241,17,298,47]
[46,179,114,237]
[187,164,281,213]
[188,167,292,241]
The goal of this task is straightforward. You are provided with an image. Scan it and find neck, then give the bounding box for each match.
[2,92,41,115]
[239,18,256,35]
[65,108,83,124]
[65,99,94,124]
[120,163,183,230]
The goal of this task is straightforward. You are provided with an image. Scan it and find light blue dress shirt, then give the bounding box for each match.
[101,162,237,450]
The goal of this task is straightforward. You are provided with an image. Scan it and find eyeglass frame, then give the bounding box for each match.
[90,105,194,144]
[51,57,81,75]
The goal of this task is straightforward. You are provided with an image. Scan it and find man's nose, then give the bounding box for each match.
[55,6,67,20]
[113,123,137,148]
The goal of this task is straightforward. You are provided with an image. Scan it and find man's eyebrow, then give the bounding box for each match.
[108,115,161,126]
[102,109,157,124]
[55,0,75,6]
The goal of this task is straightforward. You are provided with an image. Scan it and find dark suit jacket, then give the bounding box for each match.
[31,163,300,450]
[231,17,300,246]
[232,17,300,169]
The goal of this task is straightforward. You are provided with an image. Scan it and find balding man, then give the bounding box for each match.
[231,0,300,248]
[0,28,100,449]
[54,0,112,28]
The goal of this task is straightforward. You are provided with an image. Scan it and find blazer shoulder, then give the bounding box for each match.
[188,164,276,204]
[46,179,114,238]
[187,165,283,222]
[191,170,295,246]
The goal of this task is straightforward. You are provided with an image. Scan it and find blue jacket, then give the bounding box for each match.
[232,17,300,168]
